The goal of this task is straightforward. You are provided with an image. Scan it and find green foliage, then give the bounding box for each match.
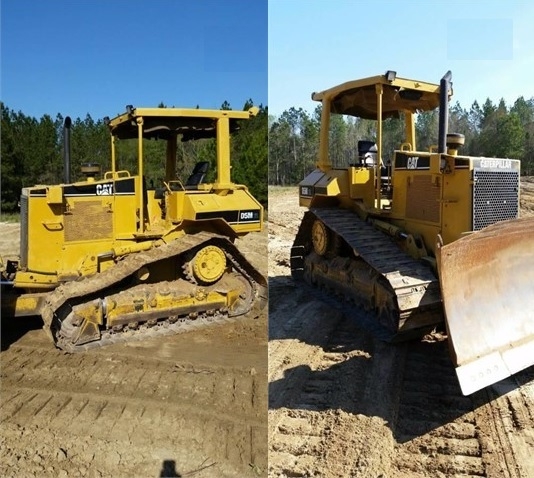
[0,212,20,223]
[479,112,525,159]
[231,105,268,205]
[268,106,320,185]
[0,100,268,212]
[1,104,21,210]
[269,94,534,184]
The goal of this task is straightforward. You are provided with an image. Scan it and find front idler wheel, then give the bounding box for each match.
[312,220,329,256]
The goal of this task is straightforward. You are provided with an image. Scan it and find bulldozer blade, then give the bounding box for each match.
[437,216,534,396]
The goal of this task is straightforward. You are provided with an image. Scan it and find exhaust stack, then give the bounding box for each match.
[63,116,72,184]
[438,71,452,154]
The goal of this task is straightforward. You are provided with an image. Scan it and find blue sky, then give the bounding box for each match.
[268,0,534,117]
[2,1,533,122]
[1,0,268,121]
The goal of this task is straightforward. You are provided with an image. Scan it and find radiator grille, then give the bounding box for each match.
[473,169,519,231]
[20,194,28,268]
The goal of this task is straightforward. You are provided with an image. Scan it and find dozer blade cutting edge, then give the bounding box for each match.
[437,216,534,395]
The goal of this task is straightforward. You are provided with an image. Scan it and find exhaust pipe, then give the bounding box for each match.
[63,116,72,184]
[438,71,452,154]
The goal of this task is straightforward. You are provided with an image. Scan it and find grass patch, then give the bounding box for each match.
[268,185,297,195]
[0,212,20,223]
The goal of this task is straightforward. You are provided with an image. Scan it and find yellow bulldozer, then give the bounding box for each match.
[1,105,267,352]
[291,71,534,395]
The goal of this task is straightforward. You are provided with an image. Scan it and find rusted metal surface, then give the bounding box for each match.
[437,216,534,395]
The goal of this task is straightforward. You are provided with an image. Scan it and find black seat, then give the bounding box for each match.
[358,140,378,166]
[185,161,209,187]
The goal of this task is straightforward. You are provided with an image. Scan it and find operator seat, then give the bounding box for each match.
[185,161,209,188]
[358,140,378,167]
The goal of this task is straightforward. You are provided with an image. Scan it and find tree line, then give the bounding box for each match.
[268,96,534,186]
[1,101,268,212]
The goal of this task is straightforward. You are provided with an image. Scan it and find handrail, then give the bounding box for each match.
[104,170,131,179]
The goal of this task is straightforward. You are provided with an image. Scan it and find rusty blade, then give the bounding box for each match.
[437,216,534,395]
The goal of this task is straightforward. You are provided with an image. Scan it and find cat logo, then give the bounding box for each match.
[407,156,419,169]
[96,183,113,195]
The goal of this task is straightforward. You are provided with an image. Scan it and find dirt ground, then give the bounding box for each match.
[1,178,533,478]
[268,182,534,478]
[0,226,268,478]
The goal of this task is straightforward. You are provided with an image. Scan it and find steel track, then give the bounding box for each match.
[40,232,267,352]
[291,208,443,341]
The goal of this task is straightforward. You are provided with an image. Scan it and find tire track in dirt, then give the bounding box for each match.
[1,317,267,478]
[268,186,534,478]
[473,368,534,478]
[392,339,534,478]
[393,341,486,477]
[269,300,396,478]
[1,343,262,422]
[270,307,534,478]
[1,221,268,478]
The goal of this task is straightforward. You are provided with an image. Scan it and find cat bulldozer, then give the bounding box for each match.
[1,105,267,352]
[291,71,534,395]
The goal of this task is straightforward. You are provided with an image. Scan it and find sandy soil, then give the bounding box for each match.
[1,177,533,478]
[268,183,534,478]
[0,226,268,478]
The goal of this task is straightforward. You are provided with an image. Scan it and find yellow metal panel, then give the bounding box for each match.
[27,196,62,275]
[441,168,473,245]
[390,154,445,254]
[349,167,375,206]
[14,271,57,289]
[231,220,263,235]
[114,193,138,236]
[165,190,188,222]
[184,193,222,218]
[428,152,442,174]
[180,189,263,234]
[46,186,63,204]
[1,292,48,317]
[319,169,350,197]
[314,174,340,196]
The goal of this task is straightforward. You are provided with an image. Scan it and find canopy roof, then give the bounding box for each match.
[312,72,449,119]
[107,106,258,141]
